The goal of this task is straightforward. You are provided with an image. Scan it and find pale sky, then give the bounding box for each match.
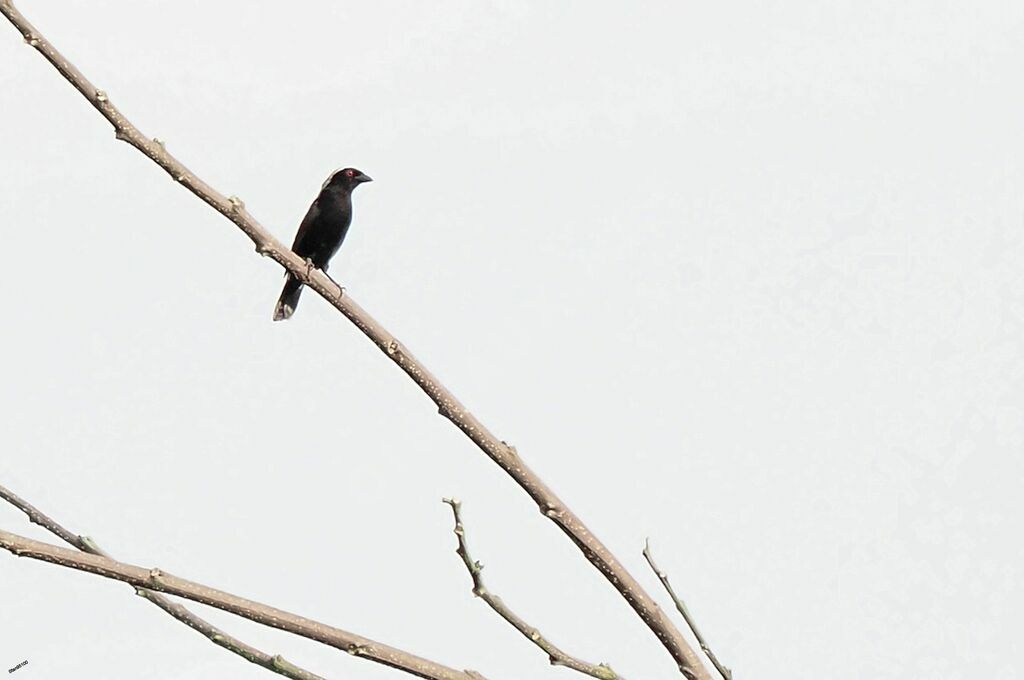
[1,2,1022,678]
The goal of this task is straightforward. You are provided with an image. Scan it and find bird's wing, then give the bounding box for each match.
[290,198,321,254]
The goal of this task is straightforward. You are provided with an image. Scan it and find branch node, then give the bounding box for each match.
[228,195,245,212]
[153,137,165,149]
[79,535,101,553]
[271,654,297,672]
[95,89,108,103]
[386,340,399,355]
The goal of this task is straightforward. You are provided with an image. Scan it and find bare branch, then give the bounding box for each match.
[0,3,711,677]
[0,483,325,680]
[643,540,731,680]
[0,529,486,680]
[443,498,622,680]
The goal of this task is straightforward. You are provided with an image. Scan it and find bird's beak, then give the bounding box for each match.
[359,175,373,183]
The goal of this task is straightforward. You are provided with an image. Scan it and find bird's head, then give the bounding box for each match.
[323,167,373,191]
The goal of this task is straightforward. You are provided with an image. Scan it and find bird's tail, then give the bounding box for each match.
[273,275,304,321]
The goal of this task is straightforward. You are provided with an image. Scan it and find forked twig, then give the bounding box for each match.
[0,528,486,680]
[643,540,731,680]
[443,498,622,680]
[0,483,324,680]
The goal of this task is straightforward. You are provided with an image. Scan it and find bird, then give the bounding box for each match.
[273,167,372,321]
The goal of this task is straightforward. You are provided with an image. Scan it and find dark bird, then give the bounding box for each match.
[273,167,372,321]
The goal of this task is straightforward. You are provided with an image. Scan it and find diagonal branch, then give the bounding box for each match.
[0,528,486,680]
[643,540,731,680]
[0,483,325,680]
[443,498,622,680]
[0,3,711,678]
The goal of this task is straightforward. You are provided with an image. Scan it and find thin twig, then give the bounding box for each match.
[0,4,711,678]
[0,528,486,680]
[0,483,325,680]
[443,498,622,680]
[643,540,731,680]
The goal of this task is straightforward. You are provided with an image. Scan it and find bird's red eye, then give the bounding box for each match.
[345,169,355,177]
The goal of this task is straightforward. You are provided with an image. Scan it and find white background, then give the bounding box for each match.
[1,1,1022,678]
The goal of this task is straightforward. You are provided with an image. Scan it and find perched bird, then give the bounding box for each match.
[273,167,372,321]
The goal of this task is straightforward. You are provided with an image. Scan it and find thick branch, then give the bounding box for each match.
[443,498,622,680]
[0,483,325,680]
[643,541,731,680]
[0,529,484,680]
[0,3,711,678]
